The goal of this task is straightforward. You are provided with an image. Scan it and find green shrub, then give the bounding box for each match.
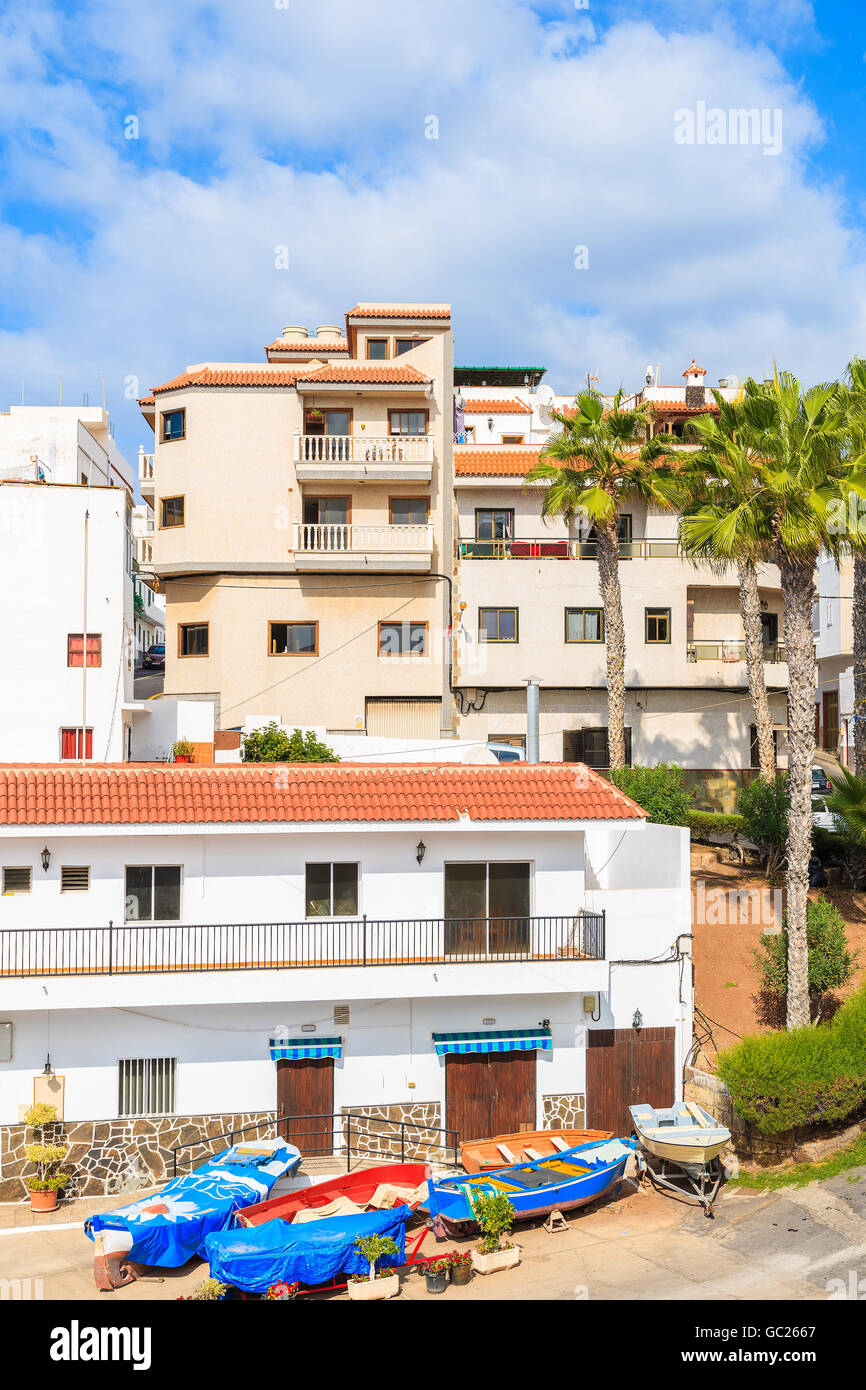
[606,763,692,825]
[718,982,866,1134]
[687,810,745,841]
[753,896,859,1017]
[737,774,789,874]
[242,723,339,764]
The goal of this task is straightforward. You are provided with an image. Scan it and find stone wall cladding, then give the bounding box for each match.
[341,1103,445,1162]
[0,1112,275,1202]
[542,1094,587,1129]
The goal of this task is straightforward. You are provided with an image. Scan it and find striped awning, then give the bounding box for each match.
[432,1028,551,1057]
[269,1036,342,1061]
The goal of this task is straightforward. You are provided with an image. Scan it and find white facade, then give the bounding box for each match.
[0,405,133,490]
[815,553,853,765]
[131,505,165,658]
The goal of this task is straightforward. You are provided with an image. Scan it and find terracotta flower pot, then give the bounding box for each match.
[27,1188,59,1212]
[174,755,192,764]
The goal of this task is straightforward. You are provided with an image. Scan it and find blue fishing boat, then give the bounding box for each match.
[424,1136,635,1232]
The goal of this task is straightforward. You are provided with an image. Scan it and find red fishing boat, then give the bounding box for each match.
[235,1161,432,1228]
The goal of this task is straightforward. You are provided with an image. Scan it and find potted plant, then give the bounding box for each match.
[421,1256,450,1295]
[176,1278,228,1301]
[449,1250,473,1286]
[171,738,195,764]
[265,1281,299,1301]
[22,1103,69,1212]
[346,1233,400,1301]
[470,1193,520,1275]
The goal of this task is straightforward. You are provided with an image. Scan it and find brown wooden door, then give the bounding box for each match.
[445,1051,536,1143]
[276,1057,334,1155]
[586,1028,675,1134]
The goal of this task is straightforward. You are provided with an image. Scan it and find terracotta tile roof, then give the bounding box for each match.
[455,447,544,477]
[138,395,155,407]
[682,359,707,376]
[0,763,645,827]
[266,340,350,353]
[295,363,430,385]
[151,368,299,395]
[346,303,450,320]
[463,398,533,415]
[645,399,719,414]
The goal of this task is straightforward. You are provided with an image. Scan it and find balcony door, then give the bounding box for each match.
[304,408,351,437]
[444,862,530,957]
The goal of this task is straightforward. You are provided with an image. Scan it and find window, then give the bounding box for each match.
[378,621,427,656]
[366,338,389,360]
[565,608,604,643]
[444,862,530,955]
[67,633,102,668]
[161,409,185,442]
[61,866,90,892]
[389,497,429,524]
[563,728,632,769]
[2,867,32,895]
[118,1058,176,1117]
[268,621,318,655]
[304,408,350,437]
[125,865,182,922]
[305,863,359,917]
[645,607,671,643]
[60,728,93,759]
[501,434,525,445]
[479,608,518,642]
[749,725,778,770]
[160,496,185,528]
[394,338,427,355]
[178,623,208,657]
[303,496,350,525]
[475,508,513,541]
[388,410,428,436]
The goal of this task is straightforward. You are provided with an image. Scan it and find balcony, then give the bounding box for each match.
[0,913,605,978]
[294,434,433,483]
[138,447,155,500]
[291,520,434,572]
[687,639,788,664]
[459,537,680,560]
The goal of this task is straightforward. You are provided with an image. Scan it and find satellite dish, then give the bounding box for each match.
[534,382,556,425]
[645,365,655,386]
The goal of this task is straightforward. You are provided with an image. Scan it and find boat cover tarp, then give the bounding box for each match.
[84,1142,300,1268]
[205,1206,410,1292]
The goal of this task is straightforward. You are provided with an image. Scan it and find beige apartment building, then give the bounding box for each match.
[138,304,455,737]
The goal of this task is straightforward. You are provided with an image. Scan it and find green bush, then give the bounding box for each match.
[717,982,866,1134]
[606,763,692,825]
[753,896,859,1015]
[242,723,339,764]
[687,810,745,840]
[737,774,789,874]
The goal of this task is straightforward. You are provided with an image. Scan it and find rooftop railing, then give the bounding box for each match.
[459,537,680,560]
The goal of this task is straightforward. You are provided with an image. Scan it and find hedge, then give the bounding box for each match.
[606,763,691,826]
[687,810,745,839]
[717,985,866,1134]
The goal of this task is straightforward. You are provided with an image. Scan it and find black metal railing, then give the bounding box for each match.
[170,1110,461,1177]
[0,912,605,979]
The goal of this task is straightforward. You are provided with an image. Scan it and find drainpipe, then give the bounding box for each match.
[526,679,540,763]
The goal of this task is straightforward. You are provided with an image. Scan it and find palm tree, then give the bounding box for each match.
[840,358,866,773]
[678,394,777,782]
[825,767,866,886]
[680,371,853,1028]
[525,389,673,769]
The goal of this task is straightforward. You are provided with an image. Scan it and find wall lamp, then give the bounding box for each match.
[41,846,51,873]
[632,1009,643,1031]
[43,1055,54,1077]
[416,840,426,865]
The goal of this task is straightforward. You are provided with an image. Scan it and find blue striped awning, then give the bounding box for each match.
[269,1036,342,1061]
[432,1028,551,1057]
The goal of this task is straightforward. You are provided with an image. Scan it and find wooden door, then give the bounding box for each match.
[586,1028,675,1134]
[823,691,839,753]
[445,1051,536,1143]
[276,1057,334,1155]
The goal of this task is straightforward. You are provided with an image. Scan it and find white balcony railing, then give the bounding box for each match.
[138,447,154,483]
[293,522,434,554]
[294,434,433,464]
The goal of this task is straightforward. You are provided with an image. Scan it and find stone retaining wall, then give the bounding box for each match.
[542,1093,587,1129]
[340,1102,445,1161]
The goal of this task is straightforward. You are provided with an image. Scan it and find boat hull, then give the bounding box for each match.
[632,1133,729,1165]
[461,1129,614,1174]
[236,1161,431,1227]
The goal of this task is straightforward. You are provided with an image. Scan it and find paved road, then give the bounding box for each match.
[133,670,164,701]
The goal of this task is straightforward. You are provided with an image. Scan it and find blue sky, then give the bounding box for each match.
[1,0,865,469]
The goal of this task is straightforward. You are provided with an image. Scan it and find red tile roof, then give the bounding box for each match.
[0,763,645,826]
[295,363,430,385]
[266,340,350,353]
[346,304,450,320]
[645,399,718,414]
[138,395,155,407]
[455,447,543,477]
[463,398,533,415]
[151,368,299,395]
[682,359,707,376]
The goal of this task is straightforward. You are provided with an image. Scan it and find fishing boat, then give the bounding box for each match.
[424,1137,635,1233]
[236,1160,431,1228]
[461,1128,613,1174]
[629,1102,730,1165]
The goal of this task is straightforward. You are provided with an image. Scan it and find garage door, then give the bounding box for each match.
[366,698,442,738]
[586,1028,675,1134]
[445,1052,536,1143]
[276,1057,334,1156]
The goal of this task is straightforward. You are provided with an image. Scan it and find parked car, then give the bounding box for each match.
[487,742,526,763]
[812,766,831,794]
[142,643,165,670]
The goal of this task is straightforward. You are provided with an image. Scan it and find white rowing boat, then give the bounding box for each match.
[629,1101,730,1166]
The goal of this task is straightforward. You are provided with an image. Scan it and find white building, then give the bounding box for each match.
[814,553,853,766]
[131,504,165,660]
[0,406,150,762]
[0,762,691,1163]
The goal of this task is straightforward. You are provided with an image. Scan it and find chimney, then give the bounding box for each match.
[315,325,342,341]
[682,358,707,408]
[525,680,540,764]
[281,325,307,340]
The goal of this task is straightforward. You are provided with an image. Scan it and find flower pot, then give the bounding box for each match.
[27,1188,59,1212]
[450,1262,472,1286]
[425,1270,448,1295]
[346,1272,399,1302]
[174,755,192,764]
[470,1244,520,1276]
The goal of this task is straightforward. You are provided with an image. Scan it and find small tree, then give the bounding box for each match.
[607,763,692,825]
[354,1232,399,1283]
[241,723,339,764]
[472,1191,515,1253]
[738,774,789,876]
[753,895,859,1023]
[23,1103,69,1194]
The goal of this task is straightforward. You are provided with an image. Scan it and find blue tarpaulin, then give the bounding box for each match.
[85,1142,301,1268]
[206,1206,410,1292]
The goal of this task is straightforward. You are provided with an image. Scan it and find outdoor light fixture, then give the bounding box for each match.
[416,840,426,865]
[632,1009,643,1031]
[43,1055,54,1077]
[487,417,494,430]
[41,846,50,872]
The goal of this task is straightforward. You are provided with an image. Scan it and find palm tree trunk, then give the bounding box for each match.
[778,551,816,1030]
[597,522,627,769]
[854,556,866,774]
[739,560,776,781]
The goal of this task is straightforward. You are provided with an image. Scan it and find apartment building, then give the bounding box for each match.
[0,406,143,762]
[138,305,454,739]
[815,552,854,765]
[453,361,790,798]
[131,504,165,659]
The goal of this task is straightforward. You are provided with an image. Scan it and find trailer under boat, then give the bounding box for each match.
[424,1137,635,1234]
[460,1128,614,1174]
[629,1102,731,1218]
